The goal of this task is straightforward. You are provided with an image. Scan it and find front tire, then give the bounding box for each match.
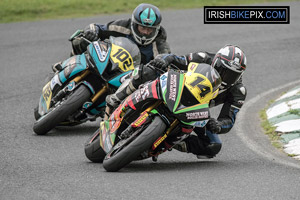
[84,129,106,163]
[33,85,91,135]
[103,116,166,172]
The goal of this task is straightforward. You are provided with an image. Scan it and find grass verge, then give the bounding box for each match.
[259,103,283,150]
[0,0,294,23]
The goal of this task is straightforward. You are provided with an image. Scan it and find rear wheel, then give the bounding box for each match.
[33,85,91,135]
[84,129,106,163]
[103,116,166,172]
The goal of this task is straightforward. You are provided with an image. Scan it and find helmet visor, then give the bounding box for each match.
[216,65,242,86]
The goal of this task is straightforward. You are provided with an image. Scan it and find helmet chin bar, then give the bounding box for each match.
[131,21,159,46]
[132,31,157,46]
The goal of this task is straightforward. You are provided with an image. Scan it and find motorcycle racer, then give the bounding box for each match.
[106,45,247,159]
[70,3,171,65]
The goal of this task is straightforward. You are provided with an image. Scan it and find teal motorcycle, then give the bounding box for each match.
[33,31,141,135]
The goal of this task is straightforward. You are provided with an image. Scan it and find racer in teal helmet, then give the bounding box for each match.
[131,3,162,45]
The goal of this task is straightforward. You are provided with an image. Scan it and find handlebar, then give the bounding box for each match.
[146,62,181,74]
[68,30,92,44]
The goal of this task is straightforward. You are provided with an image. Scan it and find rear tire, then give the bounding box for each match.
[33,85,91,135]
[84,129,106,163]
[103,116,166,172]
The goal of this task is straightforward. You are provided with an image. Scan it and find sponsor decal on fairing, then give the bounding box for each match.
[186,111,209,119]
[93,42,107,62]
[169,74,177,101]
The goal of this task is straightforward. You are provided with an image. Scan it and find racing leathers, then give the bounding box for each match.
[107,51,247,158]
[71,19,171,64]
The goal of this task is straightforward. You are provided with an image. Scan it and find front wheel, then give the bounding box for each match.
[33,85,91,135]
[103,116,167,172]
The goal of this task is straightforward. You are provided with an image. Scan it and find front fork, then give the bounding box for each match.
[52,70,109,108]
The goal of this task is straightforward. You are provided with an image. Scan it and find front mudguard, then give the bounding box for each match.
[36,54,90,116]
[37,78,96,118]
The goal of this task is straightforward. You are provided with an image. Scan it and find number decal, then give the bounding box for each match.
[111,47,134,72]
[190,76,204,87]
[112,49,129,62]
[42,82,52,109]
[190,76,211,98]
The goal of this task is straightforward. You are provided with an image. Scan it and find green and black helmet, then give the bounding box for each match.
[131,3,162,45]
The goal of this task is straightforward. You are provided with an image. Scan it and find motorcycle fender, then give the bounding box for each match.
[82,81,95,94]
[38,81,52,115]
[58,55,87,84]
[99,102,126,153]
[99,120,118,153]
[37,73,63,116]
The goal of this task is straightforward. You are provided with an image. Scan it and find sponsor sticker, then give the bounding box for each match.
[169,74,177,101]
[186,111,209,120]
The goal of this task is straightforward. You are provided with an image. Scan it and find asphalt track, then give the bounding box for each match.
[1,2,300,200]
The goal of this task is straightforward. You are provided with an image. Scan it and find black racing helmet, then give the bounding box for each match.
[211,45,247,88]
[131,3,162,46]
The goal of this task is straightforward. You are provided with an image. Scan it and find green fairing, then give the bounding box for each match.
[110,133,116,144]
[104,120,109,130]
[150,109,158,114]
[180,121,196,125]
[173,74,184,112]
[162,88,167,103]
[174,103,209,114]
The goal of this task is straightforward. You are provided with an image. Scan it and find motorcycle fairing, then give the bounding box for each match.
[99,80,159,153]
[160,70,184,113]
[108,71,132,88]
[160,69,210,125]
[126,80,159,110]
[110,43,135,72]
[58,55,87,84]
[87,41,111,75]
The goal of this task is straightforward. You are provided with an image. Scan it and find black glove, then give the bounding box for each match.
[83,25,98,41]
[206,118,222,133]
[150,54,174,70]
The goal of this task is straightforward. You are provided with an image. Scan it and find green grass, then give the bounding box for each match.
[0,0,294,23]
[260,107,283,149]
[288,109,300,116]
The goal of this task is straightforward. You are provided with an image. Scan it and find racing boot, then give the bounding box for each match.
[173,141,213,159]
[172,141,188,152]
[197,143,221,159]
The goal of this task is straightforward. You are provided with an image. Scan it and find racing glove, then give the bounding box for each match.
[83,24,99,41]
[150,54,175,70]
[206,118,222,134]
